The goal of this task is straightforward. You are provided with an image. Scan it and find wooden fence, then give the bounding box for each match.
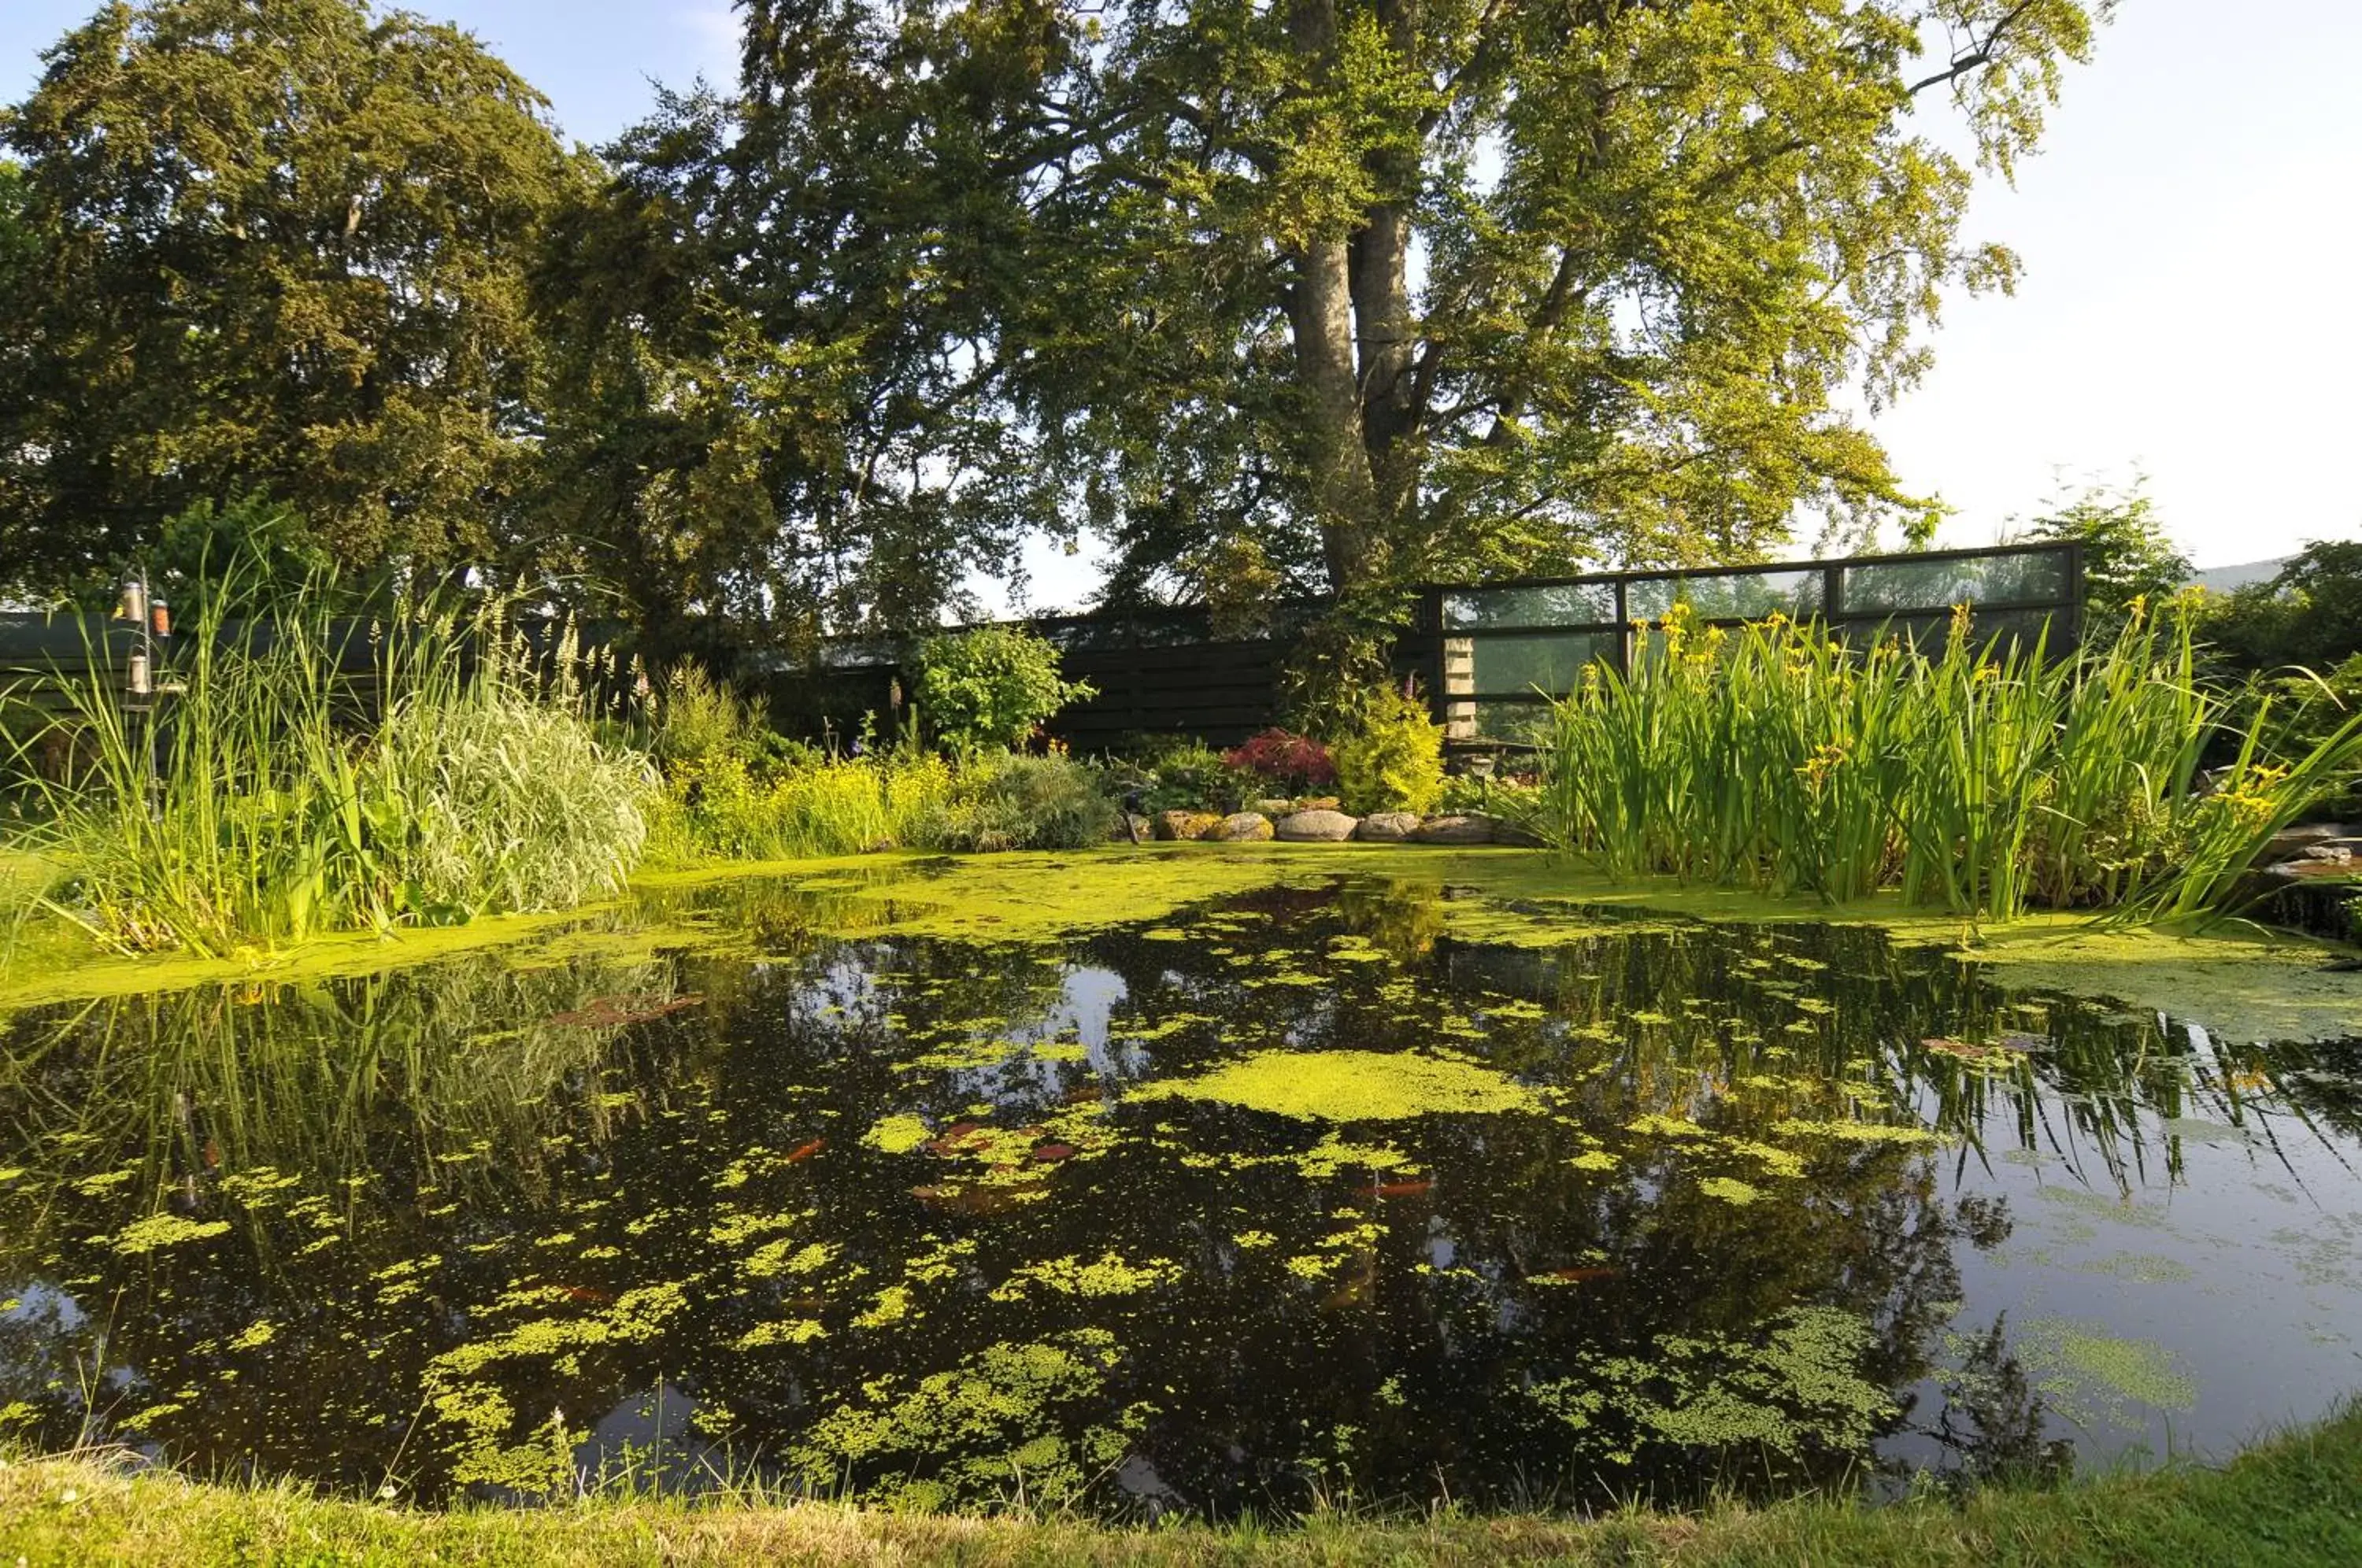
[2,542,2082,756]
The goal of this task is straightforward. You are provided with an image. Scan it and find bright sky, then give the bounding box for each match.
[6,0,2358,612]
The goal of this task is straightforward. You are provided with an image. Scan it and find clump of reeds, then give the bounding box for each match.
[1535,596,2362,921]
[7,562,654,955]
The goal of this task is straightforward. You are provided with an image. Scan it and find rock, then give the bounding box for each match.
[1275,808,1359,841]
[1210,812,1275,842]
[1353,811,1422,842]
[1253,797,1295,818]
[1153,809,1224,841]
[1298,796,1342,812]
[1475,813,1548,849]
[2290,844,2356,866]
[1109,814,1152,843]
[1413,814,1494,845]
[2262,823,2353,860]
[2259,856,2357,882]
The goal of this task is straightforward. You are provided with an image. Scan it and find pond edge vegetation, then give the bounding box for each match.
[4,1400,2360,1566]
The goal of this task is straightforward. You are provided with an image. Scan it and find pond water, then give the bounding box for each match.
[3,857,2361,1518]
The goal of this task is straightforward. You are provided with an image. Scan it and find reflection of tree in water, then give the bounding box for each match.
[1929,1314,2074,1490]
[0,872,2350,1515]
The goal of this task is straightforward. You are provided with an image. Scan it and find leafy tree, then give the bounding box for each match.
[0,0,583,598]
[2197,539,2362,677]
[531,83,1050,649]
[2016,475,2192,632]
[2269,542,2362,671]
[674,0,2107,638]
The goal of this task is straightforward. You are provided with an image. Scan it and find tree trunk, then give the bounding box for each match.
[1351,0,1424,564]
[1287,234,1379,593]
[1283,0,1381,595]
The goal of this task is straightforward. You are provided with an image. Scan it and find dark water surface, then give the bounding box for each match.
[4,865,2360,1517]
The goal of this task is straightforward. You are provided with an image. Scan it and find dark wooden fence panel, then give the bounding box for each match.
[3,543,2084,756]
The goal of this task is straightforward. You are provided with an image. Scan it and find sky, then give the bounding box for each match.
[5,0,2358,612]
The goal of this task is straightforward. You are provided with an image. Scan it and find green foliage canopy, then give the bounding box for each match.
[0,0,583,597]
[669,0,2109,625]
[2197,540,2362,680]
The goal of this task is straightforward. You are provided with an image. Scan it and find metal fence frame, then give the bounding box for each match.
[1412,541,2084,747]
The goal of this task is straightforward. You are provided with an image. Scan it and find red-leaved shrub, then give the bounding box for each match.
[1221,727,1336,792]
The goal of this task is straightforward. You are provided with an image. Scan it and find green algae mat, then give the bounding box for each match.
[3,849,2361,1521]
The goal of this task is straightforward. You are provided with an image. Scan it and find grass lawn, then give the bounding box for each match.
[4,1407,2360,1566]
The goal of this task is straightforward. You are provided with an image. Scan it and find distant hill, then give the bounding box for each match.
[2188,557,2290,594]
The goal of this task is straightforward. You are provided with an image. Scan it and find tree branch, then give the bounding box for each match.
[1908,0,2042,97]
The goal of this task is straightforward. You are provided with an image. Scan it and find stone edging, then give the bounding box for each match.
[1116,808,1544,849]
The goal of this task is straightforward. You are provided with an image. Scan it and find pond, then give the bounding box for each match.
[3,852,2360,1518]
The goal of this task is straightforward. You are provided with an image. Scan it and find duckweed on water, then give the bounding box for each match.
[1131,1049,1544,1122]
[6,852,2361,1522]
[1531,1307,1894,1464]
[2020,1318,2200,1426]
[862,1114,934,1155]
[1699,1176,1763,1205]
[108,1214,232,1254]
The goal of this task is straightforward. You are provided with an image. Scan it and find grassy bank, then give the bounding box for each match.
[5,1405,2361,1565]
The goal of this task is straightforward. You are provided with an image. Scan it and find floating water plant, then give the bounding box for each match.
[1131,1048,1544,1121]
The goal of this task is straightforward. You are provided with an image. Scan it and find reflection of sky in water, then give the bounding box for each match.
[0,870,2359,1517]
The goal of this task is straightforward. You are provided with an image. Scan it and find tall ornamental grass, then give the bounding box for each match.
[1536,598,2362,921]
[9,573,654,956]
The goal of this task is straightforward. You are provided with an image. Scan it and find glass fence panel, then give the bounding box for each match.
[1840,549,2068,612]
[1626,568,1826,621]
[1466,700,1558,745]
[1460,631,1621,697]
[1442,581,1618,630]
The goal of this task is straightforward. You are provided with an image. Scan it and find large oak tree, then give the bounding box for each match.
[620,0,2106,629]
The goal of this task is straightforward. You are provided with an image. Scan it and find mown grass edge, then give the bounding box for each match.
[3,1405,2359,1566]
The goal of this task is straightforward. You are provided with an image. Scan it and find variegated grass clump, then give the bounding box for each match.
[8,567,654,956]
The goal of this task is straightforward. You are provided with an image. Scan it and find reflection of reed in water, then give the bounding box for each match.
[0,949,705,1466]
[0,951,692,1260]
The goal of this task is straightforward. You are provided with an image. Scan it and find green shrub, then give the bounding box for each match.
[912,627,1094,752]
[650,750,953,863]
[653,663,815,775]
[922,753,1116,852]
[1333,686,1446,815]
[1131,739,1246,815]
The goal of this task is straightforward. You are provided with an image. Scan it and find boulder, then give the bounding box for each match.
[1153,809,1224,841]
[2258,855,2357,882]
[1475,813,1549,849]
[1275,808,1359,842]
[1412,814,1494,845]
[1353,811,1422,842]
[1298,796,1343,812]
[1109,814,1153,844]
[2261,823,2354,861]
[1210,812,1275,842]
[1253,797,1295,818]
